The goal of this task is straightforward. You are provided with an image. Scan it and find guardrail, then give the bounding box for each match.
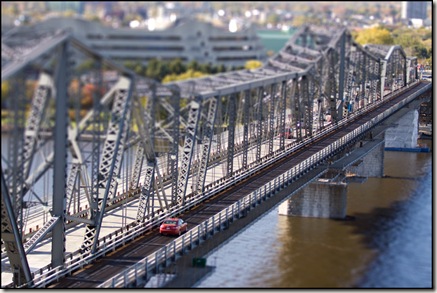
[97,81,426,288]
[26,81,425,288]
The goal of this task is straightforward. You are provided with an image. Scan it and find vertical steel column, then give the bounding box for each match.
[242,90,250,169]
[301,76,312,137]
[338,32,346,119]
[327,50,338,122]
[278,81,287,150]
[255,87,263,162]
[380,60,387,98]
[226,93,237,177]
[88,58,102,251]
[133,87,157,222]
[52,40,69,268]
[177,98,201,205]
[361,53,367,108]
[7,74,25,235]
[170,90,180,205]
[195,96,218,194]
[344,48,355,118]
[374,58,381,100]
[294,79,302,140]
[82,76,133,253]
[307,76,315,137]
[268,84,276,154]
[130,84,156,191]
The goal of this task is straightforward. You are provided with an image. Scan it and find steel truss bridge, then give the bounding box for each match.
[1,24,423,288]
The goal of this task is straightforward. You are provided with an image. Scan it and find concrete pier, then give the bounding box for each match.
[385,109,419,149]
[278,181,347,219]
[346,139,384,178]
[279,138,385,219]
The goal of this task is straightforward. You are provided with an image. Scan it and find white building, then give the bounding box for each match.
[5,16,267,68]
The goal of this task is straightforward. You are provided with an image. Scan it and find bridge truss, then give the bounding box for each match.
[1,24,419,287]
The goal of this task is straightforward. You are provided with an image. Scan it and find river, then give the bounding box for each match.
[196,139,432,288]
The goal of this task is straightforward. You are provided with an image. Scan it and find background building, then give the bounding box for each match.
[401,1,428,20]
[45,2,85,15]
[4,16,267,68]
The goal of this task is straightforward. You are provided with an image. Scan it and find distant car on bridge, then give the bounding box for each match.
[159,218,188,236]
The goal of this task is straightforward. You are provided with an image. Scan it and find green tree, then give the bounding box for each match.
[168,58,186,75]
[199,63,212,73]
[186,60,200,71]
[216,64,227,73]
[266,14,280,26]
[145,58,162,80]
[76,59,96,74]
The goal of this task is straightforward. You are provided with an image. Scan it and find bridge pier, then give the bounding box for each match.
[279,138,385,219]
[345,139,384,178]
[278,181,348,219]
[384,109,419,150]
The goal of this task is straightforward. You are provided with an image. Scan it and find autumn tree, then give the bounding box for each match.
[353,26,394,45]
[244,60,263,70]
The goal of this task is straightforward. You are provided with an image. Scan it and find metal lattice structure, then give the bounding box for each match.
[1,24,420,288]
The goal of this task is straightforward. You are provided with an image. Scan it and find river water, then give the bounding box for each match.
[196,139,432,288]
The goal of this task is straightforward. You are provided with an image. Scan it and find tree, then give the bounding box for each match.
[187,60,200,71]
[244,60,263,70]
[266,14,280,26]
[162,69,207,83]
[76,59,96,74]
[216,64,227,73]
[1,81,10,108]
[291,14,322,27]
[354,26,394,45]
[145,58,162,81]
[81,83,97,109]
[200,63,213,74]
[168,58,185,75]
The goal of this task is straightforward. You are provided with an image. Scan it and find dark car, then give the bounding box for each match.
[159,218,188,236]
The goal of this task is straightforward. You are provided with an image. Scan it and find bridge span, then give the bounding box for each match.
[1,23,431,288]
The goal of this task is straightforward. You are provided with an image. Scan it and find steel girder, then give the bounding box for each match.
[1,168,33,287]
[242,90,250,168]
[132,86,159,222]
[278,80,287,150]
[170,90,181,205]
[291,78,302,140]
[51,39,70,269]
[176,99,201,205]
[267,84,276,154]
[82,76,133,253]
[406,57,418,84]
[300,77,310,137]
[255,87,263,162]
[194,96,219,194]
[1,31,71,81]
[5,75,26,236]
[226,94,237,177]
[5,72,53,235]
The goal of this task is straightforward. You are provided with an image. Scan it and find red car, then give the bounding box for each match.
[159,218,188,236]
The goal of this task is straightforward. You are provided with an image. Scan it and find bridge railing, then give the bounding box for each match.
[30,81,426,288]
